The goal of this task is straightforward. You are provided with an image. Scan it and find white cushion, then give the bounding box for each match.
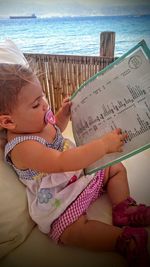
[0,148,35,259]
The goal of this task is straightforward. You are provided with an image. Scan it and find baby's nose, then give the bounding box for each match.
[43,100,49,111]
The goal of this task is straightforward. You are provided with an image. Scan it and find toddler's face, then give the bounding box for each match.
[10,77,49,133]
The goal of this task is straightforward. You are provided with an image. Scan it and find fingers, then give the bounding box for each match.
[114,128,128,152]
[62,96,72,108]
[114,128,128,141]
[123,132,128,139]
[120,133,128,142]
[114,128,122,134]
[63,95,71,103]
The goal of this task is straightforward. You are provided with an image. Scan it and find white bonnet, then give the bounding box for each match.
[0,39,29,66]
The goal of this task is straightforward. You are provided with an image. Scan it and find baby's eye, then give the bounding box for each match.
[32,103,40,109]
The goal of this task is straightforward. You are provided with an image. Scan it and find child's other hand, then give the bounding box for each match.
[101,128,128,154]
[61,96,72,117]
[55,96,72,131]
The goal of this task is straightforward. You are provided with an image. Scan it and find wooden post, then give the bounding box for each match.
[100,31,115,57]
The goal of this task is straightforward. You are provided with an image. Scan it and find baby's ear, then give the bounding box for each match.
[0,115,15,130]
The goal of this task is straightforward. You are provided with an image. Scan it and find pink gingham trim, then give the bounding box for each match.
[49,170,105,243]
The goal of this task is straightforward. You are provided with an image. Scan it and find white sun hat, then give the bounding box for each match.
[0,39,29,66]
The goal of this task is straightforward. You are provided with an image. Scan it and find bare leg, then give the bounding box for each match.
[104,163,130,207]
[61,215,150,267]
[61,214,122,251]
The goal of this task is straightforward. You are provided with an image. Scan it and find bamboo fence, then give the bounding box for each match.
[25,32,116,112]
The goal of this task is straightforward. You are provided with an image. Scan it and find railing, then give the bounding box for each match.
[25,32,116,112]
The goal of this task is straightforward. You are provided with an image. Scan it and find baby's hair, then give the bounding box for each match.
[0,63,35,115]
[0,63,36,148]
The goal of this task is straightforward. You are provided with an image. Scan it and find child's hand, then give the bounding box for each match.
[101,128,128,154]
[55,96,72,132]
[61,96,72,118]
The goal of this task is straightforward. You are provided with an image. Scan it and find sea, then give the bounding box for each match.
[0,15,150,57]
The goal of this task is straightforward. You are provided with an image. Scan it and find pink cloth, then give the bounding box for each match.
[49,170,105,243]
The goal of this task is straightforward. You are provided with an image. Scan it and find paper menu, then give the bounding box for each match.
[71,40,150,174]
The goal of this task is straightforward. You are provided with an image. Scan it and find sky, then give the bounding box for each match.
[0,0,150,18]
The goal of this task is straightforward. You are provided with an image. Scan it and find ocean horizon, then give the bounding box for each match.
[0,15,150,57]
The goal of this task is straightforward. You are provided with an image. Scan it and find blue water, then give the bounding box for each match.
[0,15,150,57]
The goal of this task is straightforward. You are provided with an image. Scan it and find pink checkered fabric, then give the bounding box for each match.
[49,170,105,243]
